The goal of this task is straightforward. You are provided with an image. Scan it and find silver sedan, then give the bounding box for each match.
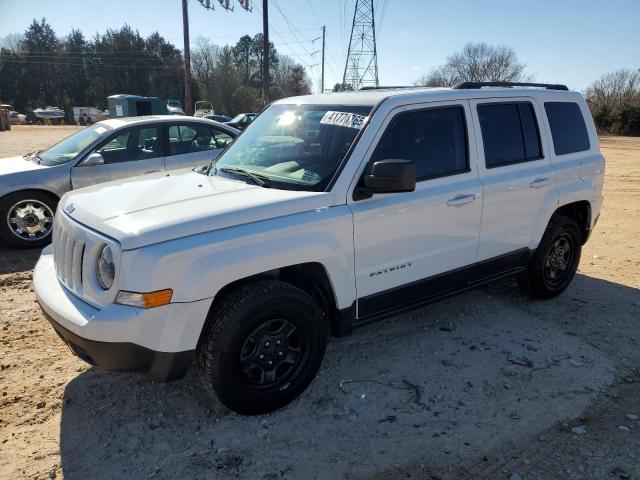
[0,116,239,248]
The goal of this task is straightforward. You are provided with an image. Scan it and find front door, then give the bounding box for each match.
[71,124,164,189]
[349,100,483,319]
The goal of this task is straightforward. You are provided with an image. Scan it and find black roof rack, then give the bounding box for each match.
[359,86,422,91]
[454,81,568,91]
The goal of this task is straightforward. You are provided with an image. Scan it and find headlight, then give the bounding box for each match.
[96,245,115,290]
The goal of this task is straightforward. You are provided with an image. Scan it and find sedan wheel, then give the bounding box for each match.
[0,192,57,248]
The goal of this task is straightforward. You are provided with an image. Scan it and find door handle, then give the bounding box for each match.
[447,193,476,206]
[529,177,551,188]
[144,170,160,174]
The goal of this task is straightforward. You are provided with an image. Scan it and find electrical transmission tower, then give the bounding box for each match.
[342,0,379,91]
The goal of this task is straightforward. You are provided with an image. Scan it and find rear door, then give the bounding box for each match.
[71,124,164,189]
[164,122,234,171]
[470,97,558,262]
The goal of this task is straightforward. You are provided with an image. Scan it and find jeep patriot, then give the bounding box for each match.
[34,82,604,414]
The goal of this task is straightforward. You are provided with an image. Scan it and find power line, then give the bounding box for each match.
[0,58,182,70]
[377,0,390,38]
[256,0,321,89]
[271,0,321,87]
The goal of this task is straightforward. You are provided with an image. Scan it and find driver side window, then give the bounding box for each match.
[96,131,131,164]
[96,126,161,164]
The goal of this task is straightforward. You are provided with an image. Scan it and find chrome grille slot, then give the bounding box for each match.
[63,233,75,287]
[58,228,70,284]
[71,240,85,292]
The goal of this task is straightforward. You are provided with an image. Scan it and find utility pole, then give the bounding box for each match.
[262,0,270,104]
[182,0,193,115]
[321,26,326,93]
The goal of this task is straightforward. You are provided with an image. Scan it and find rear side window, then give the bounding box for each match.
[372,106,469,181]
[544,102,590,155]
[477,102,542,168]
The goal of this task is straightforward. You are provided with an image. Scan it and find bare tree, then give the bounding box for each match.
[585,69,640,134]
[415,42,531,87]
[272,54,311,99]
[0,33,24,51]
[585,69,640,112]
[191,36,221,99]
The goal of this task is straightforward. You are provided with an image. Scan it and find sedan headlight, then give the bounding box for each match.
[96,245,115,290]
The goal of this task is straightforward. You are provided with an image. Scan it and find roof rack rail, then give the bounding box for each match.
[454,81,569,91]
[359,86,421,91]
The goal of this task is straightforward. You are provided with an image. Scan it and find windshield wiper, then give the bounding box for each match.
[218,166,271,188]
[24,151,43,164]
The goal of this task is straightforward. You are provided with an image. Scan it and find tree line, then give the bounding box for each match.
[1,22,638,135]
[0,18,311,121]
[414,42,640,136]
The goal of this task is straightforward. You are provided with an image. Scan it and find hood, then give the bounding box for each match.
[61,169,334,250]
[0,155,48,175]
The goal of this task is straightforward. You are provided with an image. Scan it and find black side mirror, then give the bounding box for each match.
[355,159,416,200]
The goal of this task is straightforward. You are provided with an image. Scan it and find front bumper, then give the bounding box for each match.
[43,309,193,381]
[34,246,212,381]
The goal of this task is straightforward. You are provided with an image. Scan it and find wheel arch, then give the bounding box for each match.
[552,200,591,244]
[1,188,60,206]
[204,262,344,338]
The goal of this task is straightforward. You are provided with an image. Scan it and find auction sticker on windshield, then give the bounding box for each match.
[320,111,368,129]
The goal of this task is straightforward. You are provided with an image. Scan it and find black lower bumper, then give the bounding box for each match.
[42,309,193,381]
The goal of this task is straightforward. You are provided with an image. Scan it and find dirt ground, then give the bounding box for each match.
[0,125,83,157]
[0,127,639,480]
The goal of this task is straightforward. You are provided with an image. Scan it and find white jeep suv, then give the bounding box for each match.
[34,82,604,414]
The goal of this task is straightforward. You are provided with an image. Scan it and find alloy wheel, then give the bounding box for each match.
[6,199,54,242]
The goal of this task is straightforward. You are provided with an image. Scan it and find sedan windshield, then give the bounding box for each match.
[38,124,111,166]
[212,104,372,191]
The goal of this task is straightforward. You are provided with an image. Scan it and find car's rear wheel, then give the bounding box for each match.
[0,191,57,248]
[523,215,582,298]
[196,280,328,415]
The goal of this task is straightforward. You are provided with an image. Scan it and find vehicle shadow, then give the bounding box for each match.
[57,274,640,480]
[0,245,41,276]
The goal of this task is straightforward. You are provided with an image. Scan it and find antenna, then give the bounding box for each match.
[342,0,379,91]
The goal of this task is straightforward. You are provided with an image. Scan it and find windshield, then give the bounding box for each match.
[212,104,372,191]
[39,125,110,166]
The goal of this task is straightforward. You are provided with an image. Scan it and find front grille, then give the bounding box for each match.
[51,211,120,308]
[53,214,86,295]
[53,219,86,294]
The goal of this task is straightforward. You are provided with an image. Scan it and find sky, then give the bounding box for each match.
[1,0,639,93]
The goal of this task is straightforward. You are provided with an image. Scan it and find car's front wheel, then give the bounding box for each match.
[523,215,582,298]
[196,280,328,415]
[0,191,57,248]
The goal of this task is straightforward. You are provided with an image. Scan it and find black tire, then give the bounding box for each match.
[0,191,58,248]
[523,215,582,299]
[196,280,328,415]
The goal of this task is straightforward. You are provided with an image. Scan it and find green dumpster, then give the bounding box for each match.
[107,94,169,118]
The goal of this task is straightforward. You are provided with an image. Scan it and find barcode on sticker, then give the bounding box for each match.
[320,111,368,129]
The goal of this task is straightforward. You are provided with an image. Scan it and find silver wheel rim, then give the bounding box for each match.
[6,199,54,242]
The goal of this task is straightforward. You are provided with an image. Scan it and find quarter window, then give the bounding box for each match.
[371,106,469,181]
[477,102,542,168]
[544,102,590,155]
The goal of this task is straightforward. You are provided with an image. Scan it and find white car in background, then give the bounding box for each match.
[0,116,238,248]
